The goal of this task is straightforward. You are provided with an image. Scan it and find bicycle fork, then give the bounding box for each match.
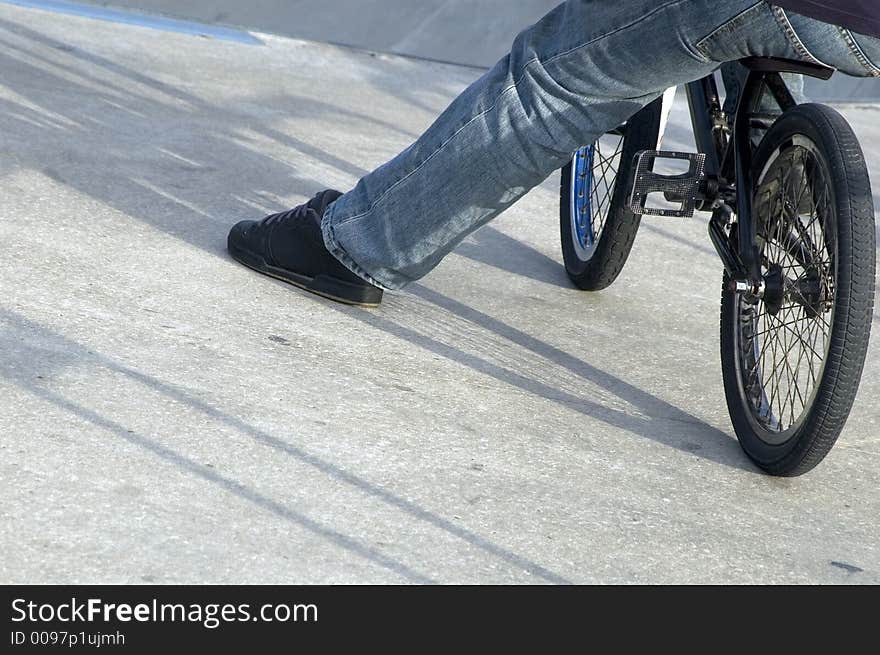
[627,67,805,298]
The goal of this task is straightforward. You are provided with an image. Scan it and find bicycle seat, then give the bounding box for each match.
[740,56,834,80]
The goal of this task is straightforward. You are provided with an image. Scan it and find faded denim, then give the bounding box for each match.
[322,1,880,290]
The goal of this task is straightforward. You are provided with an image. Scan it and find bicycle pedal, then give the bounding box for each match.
[629,150,707,218]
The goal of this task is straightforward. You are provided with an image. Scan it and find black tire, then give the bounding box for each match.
[721,104,876,477]
[559,99,662,291]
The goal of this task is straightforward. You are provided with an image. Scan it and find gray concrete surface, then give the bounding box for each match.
[0,3,878,584]
[74,0,880,100]
[76,0,559,67]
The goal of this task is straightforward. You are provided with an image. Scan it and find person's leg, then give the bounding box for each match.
[233,1,880,301]
[326,0,855,291]
[322,0,750,290]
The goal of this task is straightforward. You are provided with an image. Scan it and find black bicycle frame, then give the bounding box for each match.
[683,57,833,286]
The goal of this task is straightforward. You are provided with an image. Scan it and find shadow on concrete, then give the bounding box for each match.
[402,285,749,470]
[0,12,753,480]
[455,225,571,288]
[0,309,572,584]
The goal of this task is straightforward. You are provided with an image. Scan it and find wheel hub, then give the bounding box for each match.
[762,264,785,316]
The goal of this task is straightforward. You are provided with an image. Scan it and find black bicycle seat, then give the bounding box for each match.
[740,56,835,80]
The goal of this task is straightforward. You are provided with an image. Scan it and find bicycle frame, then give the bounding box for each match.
[683,58,833,288]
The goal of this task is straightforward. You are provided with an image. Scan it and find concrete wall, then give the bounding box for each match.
[78,0,560,67]
[78,0,880,99]
[805,76,880,103]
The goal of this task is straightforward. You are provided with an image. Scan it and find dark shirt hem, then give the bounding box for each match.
[772,0,880,38]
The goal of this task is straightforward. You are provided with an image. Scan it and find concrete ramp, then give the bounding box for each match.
[77,0,560,67]
[64,0,880,100]
[0,0,878,585]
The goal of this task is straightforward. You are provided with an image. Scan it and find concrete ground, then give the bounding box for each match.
[0,3,878,584]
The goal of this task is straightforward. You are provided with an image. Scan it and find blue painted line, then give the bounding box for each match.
[0,0,263,45]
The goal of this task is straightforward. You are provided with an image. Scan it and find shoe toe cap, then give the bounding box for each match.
[228,220,256,249]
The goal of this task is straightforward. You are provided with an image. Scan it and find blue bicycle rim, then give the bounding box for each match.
[571,145,595,250]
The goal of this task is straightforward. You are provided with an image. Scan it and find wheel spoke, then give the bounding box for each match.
[737,143,836,435]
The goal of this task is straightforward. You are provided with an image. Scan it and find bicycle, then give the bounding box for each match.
[559,57,876,476]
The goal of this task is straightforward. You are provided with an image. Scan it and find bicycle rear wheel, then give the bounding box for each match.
[721,104,876,476]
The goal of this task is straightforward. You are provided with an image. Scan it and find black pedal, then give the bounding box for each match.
[629,150,707,218]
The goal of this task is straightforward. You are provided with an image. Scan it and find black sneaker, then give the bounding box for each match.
[227,190,383,307]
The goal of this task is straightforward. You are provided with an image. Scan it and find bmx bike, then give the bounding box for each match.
[559,57,876,476]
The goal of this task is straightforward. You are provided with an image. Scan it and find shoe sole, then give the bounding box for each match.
[228,241,383,308]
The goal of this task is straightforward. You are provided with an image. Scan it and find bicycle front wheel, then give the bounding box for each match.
[559,98,662,291]
[721,104,876,476]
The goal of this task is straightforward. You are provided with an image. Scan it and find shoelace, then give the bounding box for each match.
[263,202,313,227]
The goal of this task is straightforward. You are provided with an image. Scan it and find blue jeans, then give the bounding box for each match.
[321,0,880,290]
